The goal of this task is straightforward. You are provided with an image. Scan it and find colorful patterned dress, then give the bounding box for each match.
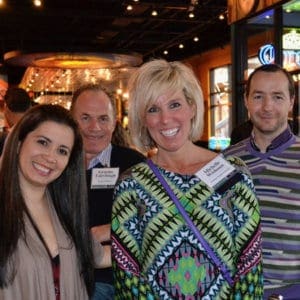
[111,156,263,299]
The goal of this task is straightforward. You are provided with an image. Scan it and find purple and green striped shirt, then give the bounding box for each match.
[224,128,300,290]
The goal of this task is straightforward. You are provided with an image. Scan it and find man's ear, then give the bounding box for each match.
[113,118,117,130]
[289,96,295,112]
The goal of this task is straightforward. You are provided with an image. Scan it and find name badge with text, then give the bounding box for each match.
[91,167,119,189]
[195,155,235,189]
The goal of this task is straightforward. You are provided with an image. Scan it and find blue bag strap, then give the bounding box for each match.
[147,159,234,287]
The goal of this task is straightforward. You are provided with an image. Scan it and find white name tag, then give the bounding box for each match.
[195,155,235,188]
[91,167,119,189]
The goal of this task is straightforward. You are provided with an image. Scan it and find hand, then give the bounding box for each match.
[91,224,111,243]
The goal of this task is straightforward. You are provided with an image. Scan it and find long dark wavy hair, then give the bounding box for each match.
[0,104,94,295]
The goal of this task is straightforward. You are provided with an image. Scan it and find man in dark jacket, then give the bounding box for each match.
[71,84,145,300]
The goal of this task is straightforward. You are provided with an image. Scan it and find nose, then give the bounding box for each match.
[88,117,101,130]
[261,96,273,111]
[43,149,58,164]
[160,110,170,124]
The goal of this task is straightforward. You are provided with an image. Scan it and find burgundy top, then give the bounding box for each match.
[52,255,60,300]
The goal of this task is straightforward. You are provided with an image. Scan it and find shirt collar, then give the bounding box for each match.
[87,143,112,170]
[250,126,293,152]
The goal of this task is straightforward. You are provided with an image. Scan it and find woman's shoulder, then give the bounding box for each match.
[118,161,148,182]
[224,154,253,180]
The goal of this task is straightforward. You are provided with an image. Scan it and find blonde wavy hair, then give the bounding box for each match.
[128,59,204,153]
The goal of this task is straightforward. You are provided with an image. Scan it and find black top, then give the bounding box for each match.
[86,144,145,284]
[230,120,253,146]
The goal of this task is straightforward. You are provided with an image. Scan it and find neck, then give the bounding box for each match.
[154,143,191,167]
[252,126,287,153]
[85,153,98,168]
[23,187,48,213]
[152,143,216,174]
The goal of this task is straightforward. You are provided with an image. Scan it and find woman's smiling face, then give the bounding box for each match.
[18,120,74,189]
[145,90,195,153]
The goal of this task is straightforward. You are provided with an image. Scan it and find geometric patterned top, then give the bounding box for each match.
[111,156,263,299]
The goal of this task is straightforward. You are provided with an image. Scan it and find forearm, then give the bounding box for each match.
[93,240,112,268]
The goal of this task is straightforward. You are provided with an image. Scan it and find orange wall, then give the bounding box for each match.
[183,30,273,142]
[184,44,232,141]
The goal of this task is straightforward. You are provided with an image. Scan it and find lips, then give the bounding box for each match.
[85,134,103,141]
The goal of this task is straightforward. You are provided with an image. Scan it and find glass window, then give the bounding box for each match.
[209,66,231,151]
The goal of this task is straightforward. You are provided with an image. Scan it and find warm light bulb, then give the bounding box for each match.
[127,5,133,11]
[151,10,158,16]
[193,36,199,42]
[188,12,194,18]
[33,0,42,7]
[163,50,168,55]
[179,44,184,49]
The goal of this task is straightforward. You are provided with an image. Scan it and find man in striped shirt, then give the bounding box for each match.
[224,64,300,300]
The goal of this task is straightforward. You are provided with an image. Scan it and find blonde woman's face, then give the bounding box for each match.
[145,90,194,153]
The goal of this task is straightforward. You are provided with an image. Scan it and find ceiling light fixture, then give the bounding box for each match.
[163,50,168,55]
[127,5,133,11]
[193,36,199,42]
[179,44,184,49]
[33,0,42,7]
[188,12,195,18]
[151,10,158,16]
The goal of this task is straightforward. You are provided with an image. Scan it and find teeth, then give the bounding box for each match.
[33,162,50,174]
[161,128,178,137]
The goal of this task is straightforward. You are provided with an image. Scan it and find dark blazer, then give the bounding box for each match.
[86,144,145,284]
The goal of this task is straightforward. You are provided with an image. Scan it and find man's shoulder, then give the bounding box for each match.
[223,138,249,157]
[111,144,145,170]
[112,144,145,157]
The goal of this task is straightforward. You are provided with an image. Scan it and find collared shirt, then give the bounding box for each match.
[250,126,293,152]
[88,143,112,170]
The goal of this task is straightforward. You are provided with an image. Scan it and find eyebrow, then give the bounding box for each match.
[37,135,72,151]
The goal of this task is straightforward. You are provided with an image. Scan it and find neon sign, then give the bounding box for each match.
[258,44,300,70]
[258,44,275,64]
[283,31,300,50]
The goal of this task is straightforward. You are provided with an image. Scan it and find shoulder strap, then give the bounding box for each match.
[147,159,234,286]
